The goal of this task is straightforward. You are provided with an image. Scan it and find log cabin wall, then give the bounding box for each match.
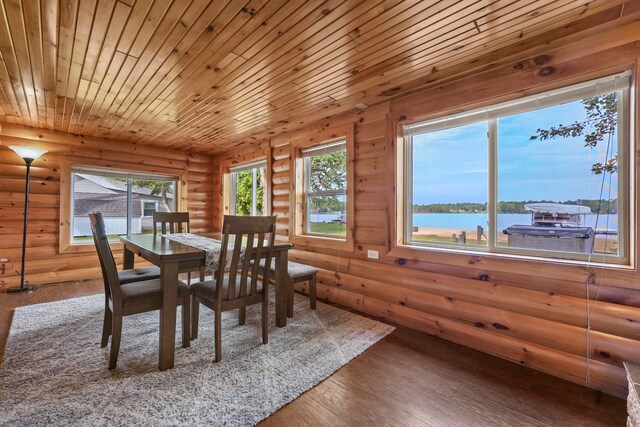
[213,22,640,398]
[0,123,215,290]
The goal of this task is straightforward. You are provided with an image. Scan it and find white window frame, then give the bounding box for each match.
[228,160,267,216]
[401,71,632,265]
[302,141,347,238]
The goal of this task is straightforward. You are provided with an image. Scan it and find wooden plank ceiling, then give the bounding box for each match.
[0,0,634,154]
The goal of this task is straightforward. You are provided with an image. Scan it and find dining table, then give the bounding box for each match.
[120,232,293,371]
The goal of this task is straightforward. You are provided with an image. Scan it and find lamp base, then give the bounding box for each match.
[6,285,38,293]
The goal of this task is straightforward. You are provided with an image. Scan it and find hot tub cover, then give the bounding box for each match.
[503,225,593,238]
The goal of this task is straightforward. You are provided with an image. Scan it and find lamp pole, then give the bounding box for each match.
[7,146,47,293]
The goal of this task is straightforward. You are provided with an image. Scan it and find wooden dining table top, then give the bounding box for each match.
[120,233,292,257]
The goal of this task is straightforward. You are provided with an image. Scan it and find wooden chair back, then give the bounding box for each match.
[216,215,277,305]
[89,212,122,303]
[153,211,190,234]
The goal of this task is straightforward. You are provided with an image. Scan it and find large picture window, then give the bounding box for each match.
[229,161,267,216]
[70,167,177,242]
[401,72,631,263]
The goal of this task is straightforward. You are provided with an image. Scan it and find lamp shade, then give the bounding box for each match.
[9,146,47,161]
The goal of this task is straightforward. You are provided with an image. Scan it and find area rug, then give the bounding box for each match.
[0,291,394,426]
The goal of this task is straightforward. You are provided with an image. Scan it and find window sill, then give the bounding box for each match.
[291,233,354,252]
[388,243,633,272]
[60,241,124,254]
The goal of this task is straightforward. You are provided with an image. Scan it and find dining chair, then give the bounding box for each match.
[89,212,191,369]
[153,211,205,284]
[191,215,277,362]
[90,212,161,346]
[153,211,190,234]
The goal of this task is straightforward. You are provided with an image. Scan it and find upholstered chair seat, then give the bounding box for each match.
[120,279,190,313]
[118,266,161,285]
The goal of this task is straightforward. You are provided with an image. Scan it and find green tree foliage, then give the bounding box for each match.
[413,202,487,213]
[132,180,174,211]
[530,94,618,174]
[309,151,346,192]
[234,169,263,215]
[113,178,175,211]
[309,150,346,213]
[231,151,347,216]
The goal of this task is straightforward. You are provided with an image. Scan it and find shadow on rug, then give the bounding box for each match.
[0,291,393,426]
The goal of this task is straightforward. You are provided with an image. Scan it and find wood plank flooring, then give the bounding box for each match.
[0,280,627,426]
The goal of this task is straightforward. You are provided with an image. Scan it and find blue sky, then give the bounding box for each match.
[412,98,618,205]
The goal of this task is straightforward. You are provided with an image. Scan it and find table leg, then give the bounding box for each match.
[123,245,135,269]
[275,249,289,327]
[159,261,179,370]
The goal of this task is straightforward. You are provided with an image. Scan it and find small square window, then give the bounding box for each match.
[143,202,157,217]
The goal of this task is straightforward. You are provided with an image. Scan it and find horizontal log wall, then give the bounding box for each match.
[0,123,215,290]
[214,22,640,398]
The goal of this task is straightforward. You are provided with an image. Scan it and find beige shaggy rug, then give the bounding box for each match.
[0,291,393,426]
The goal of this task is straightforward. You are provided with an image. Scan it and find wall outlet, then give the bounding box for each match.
[367,250,379,260]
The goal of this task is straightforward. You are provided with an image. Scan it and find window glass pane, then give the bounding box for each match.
[304,146,347,238]
[410,122,489,247]
[143,202,157,216]
[133,178,176,236]
[307,194,346,237]
[309,150,346,192]
[498,93,620,256]
[71,172,176,242]
[232,165,265,216]
[72,173,131,241]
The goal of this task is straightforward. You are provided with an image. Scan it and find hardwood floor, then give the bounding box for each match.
[0,280,627,426]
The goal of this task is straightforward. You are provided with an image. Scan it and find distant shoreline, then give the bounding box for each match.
[413,199,618,215]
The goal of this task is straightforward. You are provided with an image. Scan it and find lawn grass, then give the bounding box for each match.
[309,221,346,237]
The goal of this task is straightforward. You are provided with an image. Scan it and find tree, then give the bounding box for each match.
[530,94,618,174]
[234,169,263,215]
[113,178,175,211]
[131,180,174,211]
[310,151,346,192]
[309,150,346,213]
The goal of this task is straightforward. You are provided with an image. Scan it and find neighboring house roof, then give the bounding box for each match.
[74,193,142,217]
[76,173,130,193]
[75,173,174,199]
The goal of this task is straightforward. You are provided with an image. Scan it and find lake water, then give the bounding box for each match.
[311,212,618,231]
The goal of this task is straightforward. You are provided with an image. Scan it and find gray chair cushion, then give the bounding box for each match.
[257,259,318,279]
[118,266,161,284]
[120,279,189,308]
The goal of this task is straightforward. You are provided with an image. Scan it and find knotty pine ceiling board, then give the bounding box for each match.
[0,0,635,154]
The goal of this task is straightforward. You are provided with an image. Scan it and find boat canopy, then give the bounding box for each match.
[524,203,591,215]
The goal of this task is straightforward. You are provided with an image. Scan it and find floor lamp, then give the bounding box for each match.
[7,145,48,293]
